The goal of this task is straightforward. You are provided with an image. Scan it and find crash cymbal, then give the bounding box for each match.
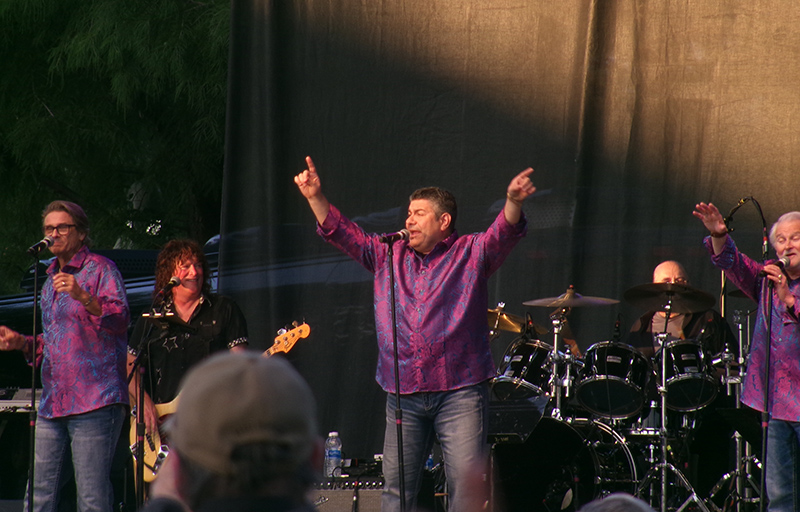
[624,282,716,314]
[487,309,550,336]
[523,285,619,308]
[488,309,525,333]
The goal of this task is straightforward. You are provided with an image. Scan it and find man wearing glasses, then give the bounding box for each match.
[0,200,130,512]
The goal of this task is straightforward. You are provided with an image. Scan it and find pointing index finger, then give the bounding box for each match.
[305,156,316,175]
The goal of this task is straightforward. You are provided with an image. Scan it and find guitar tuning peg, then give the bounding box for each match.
[276,328,288,336]
[292,320,299,328]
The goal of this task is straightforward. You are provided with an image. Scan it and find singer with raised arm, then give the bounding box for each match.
[126,240,248,448]
[693,203,800,512]
[294,156,535,512]
[0,200,130,512]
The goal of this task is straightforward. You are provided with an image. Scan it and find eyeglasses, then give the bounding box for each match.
[43,224,77,236]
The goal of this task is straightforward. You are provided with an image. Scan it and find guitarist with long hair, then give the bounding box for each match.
[126,239,249,481]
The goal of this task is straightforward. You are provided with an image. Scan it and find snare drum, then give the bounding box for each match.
[657,339,718,411]
[576,341,653,419]
[493,337,561,400]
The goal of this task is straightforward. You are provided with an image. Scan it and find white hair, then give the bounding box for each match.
[769,211,800,247]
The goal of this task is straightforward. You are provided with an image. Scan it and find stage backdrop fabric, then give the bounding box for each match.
[219,0,800,458]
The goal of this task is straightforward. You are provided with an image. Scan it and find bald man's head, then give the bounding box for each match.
[652,260,688,285]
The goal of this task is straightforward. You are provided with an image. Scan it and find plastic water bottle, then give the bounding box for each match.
[324,431,343,478]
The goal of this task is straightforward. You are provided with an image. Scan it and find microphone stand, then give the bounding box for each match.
[25,255,44,512]
[723,195,770,512]
[386,242,406,512]
[758,276,772,512]
[128,298,170,509]
[752,198,770,512]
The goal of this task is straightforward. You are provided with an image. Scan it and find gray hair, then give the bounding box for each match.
[769,211,800,247]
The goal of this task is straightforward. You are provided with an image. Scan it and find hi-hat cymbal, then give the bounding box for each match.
[487,309,525,333]
[523,285,619,308]
[624,282,716,314]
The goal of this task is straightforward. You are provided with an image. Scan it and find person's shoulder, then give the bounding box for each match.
[85,249,121,271]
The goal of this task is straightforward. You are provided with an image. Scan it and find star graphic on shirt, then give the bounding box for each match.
[162,335,180,352]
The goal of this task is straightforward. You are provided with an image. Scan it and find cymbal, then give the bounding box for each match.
[487,309,525,333]
[523,286,619,308]
[624,282,715,314]
[726,288,750,300]
[487,309,549,336]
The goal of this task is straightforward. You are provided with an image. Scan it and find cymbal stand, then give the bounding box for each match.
[488,301,505,342]
[708,309,760,511]
[636,301,710,512]
[548,308,571,420]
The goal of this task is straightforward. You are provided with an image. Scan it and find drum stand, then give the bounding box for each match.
[636,319,710,512]
[707,309,761,512]
[547,308,575,420]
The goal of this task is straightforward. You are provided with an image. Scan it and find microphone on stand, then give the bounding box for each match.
[379,229,410,244]
[27,236,54,257]
[155,276,181,300]
[723,196,751,233]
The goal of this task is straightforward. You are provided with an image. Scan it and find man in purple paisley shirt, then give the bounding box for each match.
[694,203,800,512]
[294,156,536,512]
[0,201,129,512]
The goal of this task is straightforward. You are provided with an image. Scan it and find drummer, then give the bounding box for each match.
[624,260,736,359]
[624,259,736,499]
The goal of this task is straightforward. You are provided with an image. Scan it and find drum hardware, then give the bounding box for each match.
[522,287,619,419]
[706,309,761,512]
[636,323,710,512]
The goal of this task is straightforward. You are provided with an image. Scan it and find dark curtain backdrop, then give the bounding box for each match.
[219,0,799,458]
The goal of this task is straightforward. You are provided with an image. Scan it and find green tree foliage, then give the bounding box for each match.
[0,0,229,294]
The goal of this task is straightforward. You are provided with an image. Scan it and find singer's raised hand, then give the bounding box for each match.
[294,156,322,200]
[504,167,536,224]
[294,156,331,224]
[692,202,728,236]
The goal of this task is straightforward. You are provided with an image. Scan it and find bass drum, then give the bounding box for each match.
[494,417,639,512]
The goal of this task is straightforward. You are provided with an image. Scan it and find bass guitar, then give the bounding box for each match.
[130,322,310,482]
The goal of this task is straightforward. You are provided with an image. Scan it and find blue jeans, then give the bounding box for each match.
[25,404,126,512]
[381,383,489,512]
[765,419,800,512]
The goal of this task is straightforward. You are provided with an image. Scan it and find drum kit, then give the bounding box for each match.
[489,283,756,512]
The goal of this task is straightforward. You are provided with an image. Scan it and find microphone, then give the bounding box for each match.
[759,256,791,278]
[777,256,791,277]
[155,276,181,299]
[27,236,54,257]
[379,229,410,244]
[723,196,751,232]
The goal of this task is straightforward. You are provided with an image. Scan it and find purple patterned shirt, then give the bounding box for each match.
[318,205,527,394]
[27,246,130,419]
[705,235,800,421]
